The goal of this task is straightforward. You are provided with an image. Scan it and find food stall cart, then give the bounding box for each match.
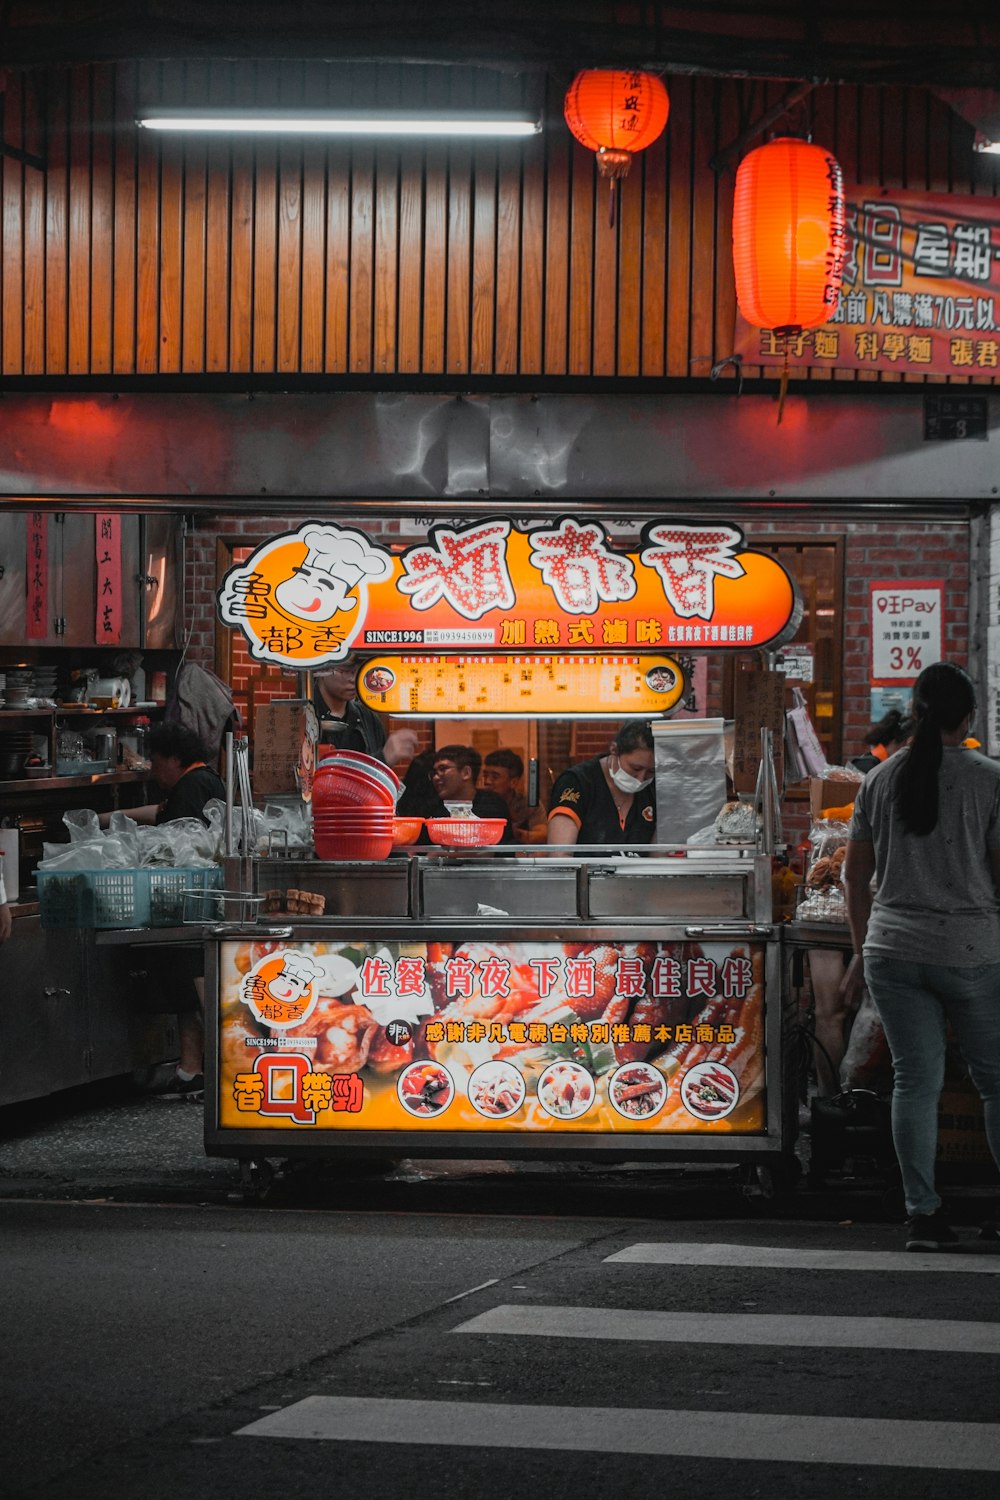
[205,514,802,1197]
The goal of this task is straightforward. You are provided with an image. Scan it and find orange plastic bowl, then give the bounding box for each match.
[392,817,425,846]
[424,818,505,847]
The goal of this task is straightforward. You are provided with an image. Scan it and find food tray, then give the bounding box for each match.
[56,759,109,777]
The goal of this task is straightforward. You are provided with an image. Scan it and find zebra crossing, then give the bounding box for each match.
[237,1232,1000,1478]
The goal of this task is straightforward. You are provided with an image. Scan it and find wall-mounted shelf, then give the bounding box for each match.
[0,770,152,794]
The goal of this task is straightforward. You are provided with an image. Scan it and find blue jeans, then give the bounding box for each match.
[864,955,1000,1217]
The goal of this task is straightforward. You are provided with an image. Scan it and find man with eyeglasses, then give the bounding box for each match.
[311,655,416,768]
[430,745,515,842]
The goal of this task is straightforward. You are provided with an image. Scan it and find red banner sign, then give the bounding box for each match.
[734,186,1000,377]
[25,511,48,639]
[95,513,122,645]
[217,517,798,670]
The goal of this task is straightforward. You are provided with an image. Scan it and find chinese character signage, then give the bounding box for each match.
[357,654,685,718]
[870,579,943,685]
[217,517,798,669]
[25,511,48,639]
[95,513,122,645]
[217,937,766,1136]
[734,186,1000,376]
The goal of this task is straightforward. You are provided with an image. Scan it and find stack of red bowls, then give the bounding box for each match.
[312,751,401,861]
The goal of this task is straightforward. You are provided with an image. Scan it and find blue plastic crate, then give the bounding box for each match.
[87,869,151,928]
[37,869,92,929]
[147,866,222,927]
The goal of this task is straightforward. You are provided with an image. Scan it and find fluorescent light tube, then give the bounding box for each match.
[138,113,541,138]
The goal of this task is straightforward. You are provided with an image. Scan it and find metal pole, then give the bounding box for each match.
[224,729,234,858]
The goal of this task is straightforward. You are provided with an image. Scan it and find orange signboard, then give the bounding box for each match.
[734,185,1000,377]
[217,517,798,670]
[356,653,686,717]
[217,937,766,1137]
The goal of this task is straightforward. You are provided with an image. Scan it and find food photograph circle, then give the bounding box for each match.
[363,665,395,693]
[607,1061,668,1120]
[396,1060,455,1119]
[644,664,677,693]
[535,1060,596,1121]
[467,1061,527,1120]
[680,1061,740,1121]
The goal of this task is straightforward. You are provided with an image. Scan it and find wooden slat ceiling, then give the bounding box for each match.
[2,61,993,388]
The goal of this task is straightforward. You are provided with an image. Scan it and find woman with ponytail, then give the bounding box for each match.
[842,662,1000,1250]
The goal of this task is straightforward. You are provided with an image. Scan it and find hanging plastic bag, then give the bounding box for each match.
[786,686,827,778]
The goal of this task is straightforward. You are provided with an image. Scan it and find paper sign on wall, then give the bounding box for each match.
[25,511,48,639]
[870,580,943,685]
[95,513,122,645]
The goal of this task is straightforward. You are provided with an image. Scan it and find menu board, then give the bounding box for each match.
[216,936,766,1137]
[732,670,785,794]
[357,654,685,718]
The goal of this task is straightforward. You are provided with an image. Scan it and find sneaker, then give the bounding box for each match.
[150,1071,205,1101]
[905,1210,959,1251]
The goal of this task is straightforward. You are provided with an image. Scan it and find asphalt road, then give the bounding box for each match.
[3,1085,1000,1498]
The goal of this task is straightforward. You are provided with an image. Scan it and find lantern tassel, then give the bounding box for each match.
[776,354,790,425]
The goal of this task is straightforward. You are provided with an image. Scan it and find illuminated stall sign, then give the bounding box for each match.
[735,185,1000,377]
[217,937,766,1136]
[357,653,686,718]
[217,517,798,669]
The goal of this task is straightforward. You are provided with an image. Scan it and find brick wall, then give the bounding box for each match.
[183,512,971,828]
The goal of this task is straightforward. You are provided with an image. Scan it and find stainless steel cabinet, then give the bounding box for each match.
[0,916,89,1105]
[0,918,180,1105]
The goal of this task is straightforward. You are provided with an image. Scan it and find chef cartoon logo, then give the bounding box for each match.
[217,522,394,668]
[242,949,323,1029]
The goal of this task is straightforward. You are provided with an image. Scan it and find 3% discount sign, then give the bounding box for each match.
[870,581,943,686]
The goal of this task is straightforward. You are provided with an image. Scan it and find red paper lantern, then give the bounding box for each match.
[732,136,846,333]
[564,69,670,179]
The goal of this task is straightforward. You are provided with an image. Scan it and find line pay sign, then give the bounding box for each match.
[870,580,943,685]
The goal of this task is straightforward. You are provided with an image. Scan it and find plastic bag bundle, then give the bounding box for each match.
[38,807,222,870]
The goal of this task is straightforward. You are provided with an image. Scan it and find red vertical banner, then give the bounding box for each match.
[96,512,122,645]
[25,511,48,639]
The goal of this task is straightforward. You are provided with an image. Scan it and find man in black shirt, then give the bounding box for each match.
[311,655,416,767]
[429,745,515,842]
[109,722,225,1099]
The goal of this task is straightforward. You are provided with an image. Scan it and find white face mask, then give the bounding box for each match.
[610,762,653,795]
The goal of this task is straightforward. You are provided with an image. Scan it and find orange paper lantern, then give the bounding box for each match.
[564,69,669,226]
[732,136,846,333]
[564,69,670,180]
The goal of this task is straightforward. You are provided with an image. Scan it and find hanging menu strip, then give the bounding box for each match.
[95,513,122,645]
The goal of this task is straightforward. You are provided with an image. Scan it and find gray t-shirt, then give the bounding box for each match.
[850,746,1000,966]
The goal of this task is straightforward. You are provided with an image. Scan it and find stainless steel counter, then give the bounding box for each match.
[237,845,773,929]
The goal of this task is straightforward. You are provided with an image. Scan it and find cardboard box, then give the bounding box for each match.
[252,699,315,798]
[809,776,859,820]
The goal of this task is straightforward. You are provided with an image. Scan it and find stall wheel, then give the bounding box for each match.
[239,1158,275,1204]
[742,1157,802,1203]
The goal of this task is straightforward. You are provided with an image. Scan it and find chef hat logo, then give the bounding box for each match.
[277,951,323,989]
[300,526,393,587]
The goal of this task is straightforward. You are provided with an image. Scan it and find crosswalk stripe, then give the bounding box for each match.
[605,1242,1000,1273]
[453,1304,1000,1352]
[237,1396,1000,1469]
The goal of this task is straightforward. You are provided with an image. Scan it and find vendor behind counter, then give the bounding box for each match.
[311,657,416,768]
[547,720,656,847]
